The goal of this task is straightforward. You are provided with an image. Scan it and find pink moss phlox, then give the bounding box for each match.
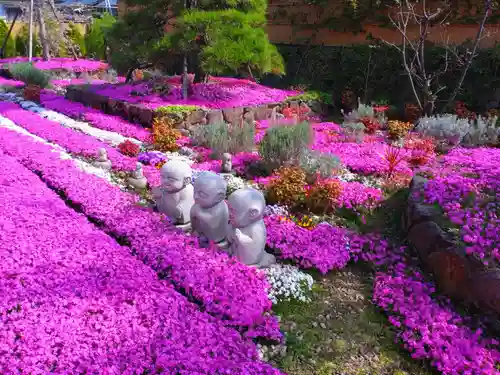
[0,76,24,87]
[40,91,152,142]
[419,147,500,266]
[0,127,279,340]
[0,150,283,374]
[373,253,500,375]
[92,79,298,109]
[1,57,109,72]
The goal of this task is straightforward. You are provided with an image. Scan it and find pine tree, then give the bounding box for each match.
[107,0,284,95]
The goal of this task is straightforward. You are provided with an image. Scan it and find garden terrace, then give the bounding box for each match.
[0,72,499,374]
[64,77,299,127]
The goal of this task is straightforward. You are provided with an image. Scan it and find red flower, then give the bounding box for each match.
[374,105,389,112]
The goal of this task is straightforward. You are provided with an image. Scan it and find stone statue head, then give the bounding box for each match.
[222,153,232,163]
[97,148,107,159]
[160,160,192,193]
[227,188,265,228]
[193,171,227,209]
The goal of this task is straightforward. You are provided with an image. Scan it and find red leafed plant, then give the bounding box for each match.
[360,117,380,134]
[383,146,405,178]
[404,134,436,154]
[118,140,140,157]
[454,101,477,121]
[409,149,430,166]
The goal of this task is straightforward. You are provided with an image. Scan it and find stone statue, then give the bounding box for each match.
[94,148,112,170]
[152,160,195,230]
[221,153,233,174]
[190,171,229,249]
[227,188,276,268]
[128,162,148,190]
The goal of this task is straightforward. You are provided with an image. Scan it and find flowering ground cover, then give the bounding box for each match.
[419,147,500,266]
[0,150,283,375]
[0,124,280,340]
[1,83,499,374]
[91,79,298,109]
[39,91,153,142]
[0,57,108,72]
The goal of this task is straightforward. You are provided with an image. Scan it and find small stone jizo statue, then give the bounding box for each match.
[128,162,148,190]
[227,188,275,268]
[152,160,195,230]
[221,153,233,174]
[94,148,112,170]
[190,172,229,249]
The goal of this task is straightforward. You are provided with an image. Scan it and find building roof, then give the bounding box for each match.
[60,0,117,5]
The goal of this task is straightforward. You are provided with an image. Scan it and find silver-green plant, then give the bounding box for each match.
[193,121,255,158]
[342,121,366,143]
[9,63,49,88]
[462,115,499,146]
[299,149,341,179]
[259,121,312,171]
[342,99,375,123]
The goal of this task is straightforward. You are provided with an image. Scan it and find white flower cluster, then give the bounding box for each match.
[264,264,314,305]
[337,168,383,189]
[264,204,289,217]
[223,174,247,195]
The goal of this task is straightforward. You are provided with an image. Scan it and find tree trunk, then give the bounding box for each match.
[182,55,189,99]
[36,2,50,61]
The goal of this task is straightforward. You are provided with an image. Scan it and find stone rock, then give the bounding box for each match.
[222,107,244,125]
[408,202,441,229]
[243,108,255,123]
[207,110,224,124]
[407,221,448,264]
[254,105,272,121]
[409,175,428,191]
[186,109,208,125]
[137,105,154,126]
[428,247,471,300]
[470,271,500,314]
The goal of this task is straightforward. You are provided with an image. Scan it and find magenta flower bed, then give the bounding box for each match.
[373,254,500,375]
[1,57,108,72]
[0,76,24,87]
[0,150,283,374]
[419,147,500,266]
[91,79,298,109]
[40,91,152,142]
[0,101,161,185]
[0,126,280,340]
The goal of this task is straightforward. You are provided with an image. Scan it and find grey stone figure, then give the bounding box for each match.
[221,153,233,174]
[152,160,195,230]
[128,162,148,190]
[190,171,229,249]
[94,148,112,170]
[226,188,276,268]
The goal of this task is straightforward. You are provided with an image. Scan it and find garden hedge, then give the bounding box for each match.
[262,43,500,112]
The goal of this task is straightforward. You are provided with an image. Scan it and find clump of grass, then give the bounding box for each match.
[259,121,312,172]
[9,63,49,88]
[193,121,255,158]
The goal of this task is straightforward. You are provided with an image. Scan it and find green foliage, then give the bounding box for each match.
[287,90,334,106]
[67,23,86,56]
[85,13,116,60]
[268,42,500,112]
[193,121,255,157]
[0,19,16,57]
[15,25,42,57]
[299,149,341,179]
[9,63,50,88]
[168,8,284,76]
[259,121,312,171]
[156,105,199,116]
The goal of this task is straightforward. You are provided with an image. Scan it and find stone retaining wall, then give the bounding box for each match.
[404,176,500,317]
[65,84,284,130]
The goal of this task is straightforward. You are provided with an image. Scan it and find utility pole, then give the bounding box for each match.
[28,0,34,62]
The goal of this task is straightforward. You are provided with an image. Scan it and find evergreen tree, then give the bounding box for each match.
[15,25,42,57]
[107,0,283,87]
[0,19,16,57]
[85,13,116,60]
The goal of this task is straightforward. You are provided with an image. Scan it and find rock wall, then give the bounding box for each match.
[65,83,284,130]
[404,176,500,317]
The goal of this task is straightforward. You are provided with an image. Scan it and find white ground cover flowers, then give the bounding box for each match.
[264,264,314,304]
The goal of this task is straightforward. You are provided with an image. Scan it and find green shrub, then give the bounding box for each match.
[258,121,312,171]
[299,149,341,179]
[193,121,255,158]
[156,105,199,118]
[287,91,333,106]
[67,22,86,56]
[9,63,50,88]
[85,13,116,60]
[0,19,15,57]
[15,25,42,57]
